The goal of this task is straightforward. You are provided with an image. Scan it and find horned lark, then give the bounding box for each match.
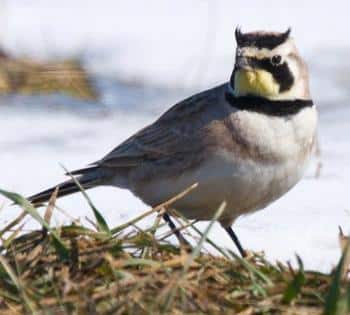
[28,28,317,257]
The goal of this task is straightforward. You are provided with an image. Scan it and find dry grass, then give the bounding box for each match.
[0,56,97,100]
[0,186,349,315]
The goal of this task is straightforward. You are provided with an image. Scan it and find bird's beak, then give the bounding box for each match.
[235,56,251,71]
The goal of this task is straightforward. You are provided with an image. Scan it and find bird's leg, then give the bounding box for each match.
[225,226,247,258]
[162,212,191,247]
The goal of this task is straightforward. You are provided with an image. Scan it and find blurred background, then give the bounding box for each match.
[0,0,349,271]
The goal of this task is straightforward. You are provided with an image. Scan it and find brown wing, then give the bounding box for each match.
[96,84,227,170]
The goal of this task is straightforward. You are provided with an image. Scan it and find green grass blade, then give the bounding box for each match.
[228,250,273,286]
[323,248,347,315]
[282,255,305,304]
[160,203,226,312]
[170,209,231,259]
[183,202,226,272]
[62,165,111,236]
[0,210,27,238]
[0,255,36,312]
[0,189,69,260]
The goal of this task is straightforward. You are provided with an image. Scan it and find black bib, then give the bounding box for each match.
[225,92,313,117]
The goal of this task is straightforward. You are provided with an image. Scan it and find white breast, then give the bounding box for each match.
[136,106,318,226]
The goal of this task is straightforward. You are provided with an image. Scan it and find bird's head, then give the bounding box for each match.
[231,27,310,100]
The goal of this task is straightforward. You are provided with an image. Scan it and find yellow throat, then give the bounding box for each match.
[234,69,280,98]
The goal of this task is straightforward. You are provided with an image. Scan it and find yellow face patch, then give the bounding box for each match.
[234,69,280,98]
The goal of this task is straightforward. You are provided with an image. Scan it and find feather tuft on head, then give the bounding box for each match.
[234,27,292,49]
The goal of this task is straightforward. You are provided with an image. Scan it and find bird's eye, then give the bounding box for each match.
[271,55,282,66]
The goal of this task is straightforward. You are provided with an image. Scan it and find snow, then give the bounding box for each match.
[0,1,350,272]
[1,0,350,88]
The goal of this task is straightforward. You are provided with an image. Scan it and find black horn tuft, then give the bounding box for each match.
[281,27,291,42]
[234,27,292,49]
[235,26,243,45]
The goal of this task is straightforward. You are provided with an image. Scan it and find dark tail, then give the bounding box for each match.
[27,166,106,206]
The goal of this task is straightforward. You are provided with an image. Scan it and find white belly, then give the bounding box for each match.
[137,149,309,226]
[132,106,317,227]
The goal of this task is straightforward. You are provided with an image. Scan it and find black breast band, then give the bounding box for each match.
[225,92,314,117]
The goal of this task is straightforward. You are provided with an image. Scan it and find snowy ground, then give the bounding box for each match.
[0,1,350,272]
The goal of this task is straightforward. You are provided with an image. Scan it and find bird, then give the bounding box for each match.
[27,28,318,257]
